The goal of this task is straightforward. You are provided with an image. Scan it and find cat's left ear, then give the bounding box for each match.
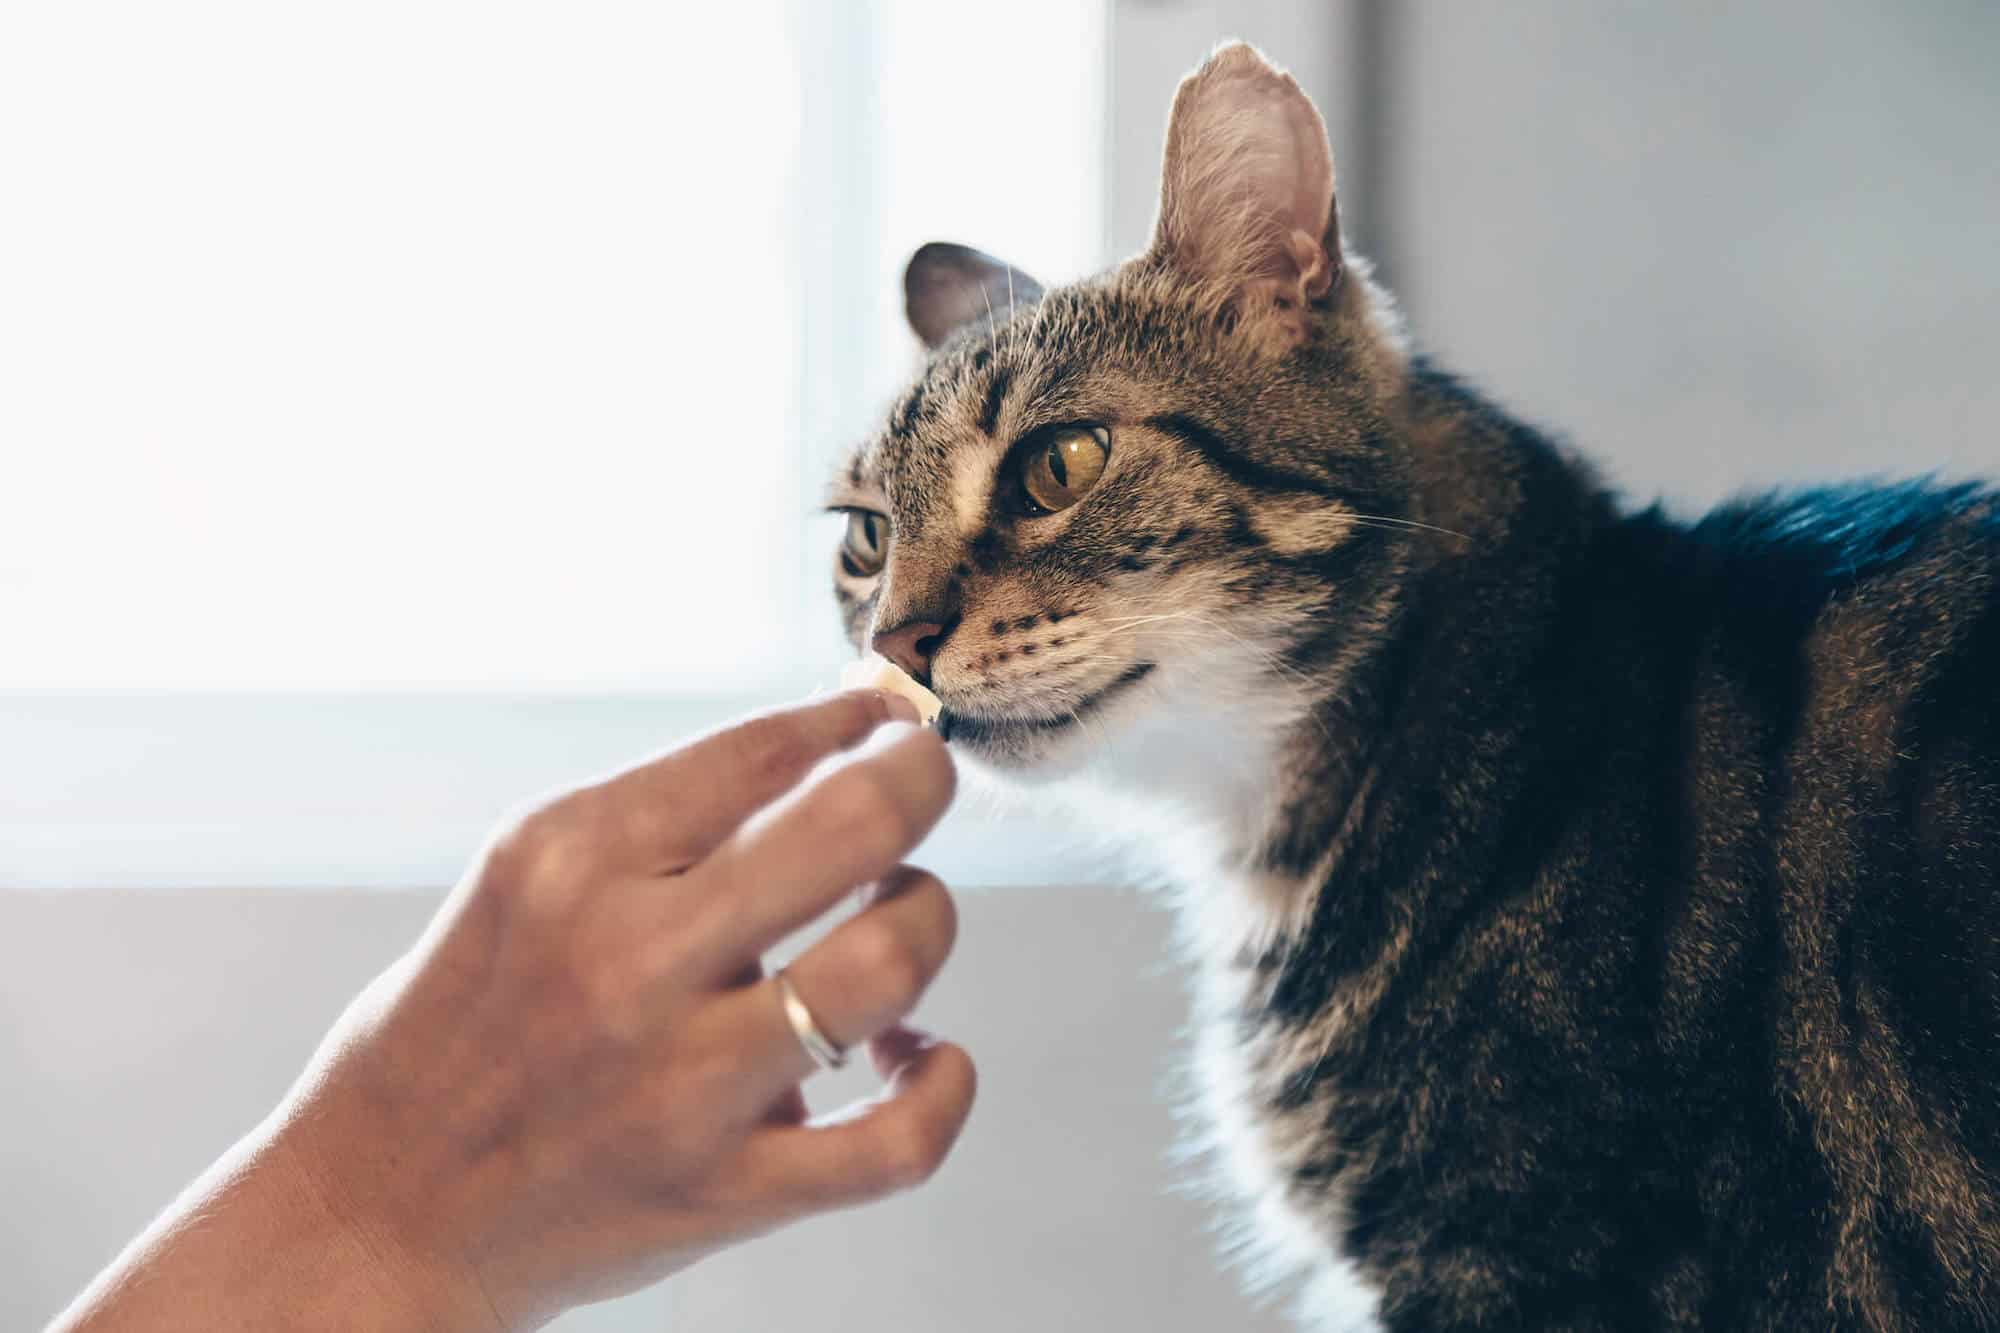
[1148,43,1339,348]
[904,242,1044,351]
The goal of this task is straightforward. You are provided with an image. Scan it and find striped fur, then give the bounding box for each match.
[826,43,2000,1332]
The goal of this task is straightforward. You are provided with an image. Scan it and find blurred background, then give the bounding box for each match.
[4,2,1997,1328]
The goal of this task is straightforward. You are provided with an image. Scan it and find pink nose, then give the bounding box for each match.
[870,619,946,683]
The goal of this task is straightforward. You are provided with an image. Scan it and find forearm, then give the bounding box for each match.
[48,1112,491,1333]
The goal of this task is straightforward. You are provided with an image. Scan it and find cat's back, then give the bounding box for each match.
[1602,480,2000,755]
[1678,479,2000,655]
[1638,480,2000,1323]
[1666,480,2000,827]
[1646,481,2000,1013]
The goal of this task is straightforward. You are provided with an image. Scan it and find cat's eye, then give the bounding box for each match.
[839,509,890,577]
[1020,425,1110,515]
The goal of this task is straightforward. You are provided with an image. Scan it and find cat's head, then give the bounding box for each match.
[829,44,1415,784]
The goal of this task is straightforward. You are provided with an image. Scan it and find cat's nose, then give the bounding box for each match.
[871,618,947,685]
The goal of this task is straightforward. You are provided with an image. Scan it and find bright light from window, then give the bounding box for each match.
[0,2,1105,693]
[866,1,1109,377]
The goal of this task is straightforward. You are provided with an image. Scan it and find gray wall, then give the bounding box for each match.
[1387,1,2000,508]
[3,887,1286,1333]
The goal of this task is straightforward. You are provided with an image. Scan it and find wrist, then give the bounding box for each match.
[263,1110,504,1333]
[52,1110,503,1333]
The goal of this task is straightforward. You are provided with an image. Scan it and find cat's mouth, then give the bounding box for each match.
[935,662,1156,746]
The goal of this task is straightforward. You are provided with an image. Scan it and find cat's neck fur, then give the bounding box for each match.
[1090,342,1613,966]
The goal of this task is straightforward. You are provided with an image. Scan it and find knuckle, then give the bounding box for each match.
[732,714,816,786]
[824,690,881,737]
[899,868,957,937]
[484,803,589,906]
[883,864,947,902]
[487,803,556,867]
[850,921,925,1005]
[870,868,956,965]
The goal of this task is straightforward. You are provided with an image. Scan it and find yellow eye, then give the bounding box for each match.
[840,510,889,577]
[1021,425,1110,515]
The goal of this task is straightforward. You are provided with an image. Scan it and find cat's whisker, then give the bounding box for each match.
[1089,621,1267,674]
[1009,622,1334,745]
[977,269,998,361]
[1005,261,1017,336]
[1337,513,1475,544]
[1100,609,1324,695]
[1092,612,1196,629]
[1116,619,1338,741]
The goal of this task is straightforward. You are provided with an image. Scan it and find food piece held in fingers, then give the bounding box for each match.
[840,653,943,727]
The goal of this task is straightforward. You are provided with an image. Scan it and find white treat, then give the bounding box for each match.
[840,652,943,727]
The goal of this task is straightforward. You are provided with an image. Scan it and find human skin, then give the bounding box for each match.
[50,689,973,1332]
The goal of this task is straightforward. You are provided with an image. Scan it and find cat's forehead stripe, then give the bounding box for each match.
[975,366,1013,437]
[890,378,934,438]
[872,337,1029,537]
[947,440,997,539]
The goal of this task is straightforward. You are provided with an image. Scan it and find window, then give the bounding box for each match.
[0,1,1107,886]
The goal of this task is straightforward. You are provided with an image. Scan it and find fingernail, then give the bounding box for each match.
[880,692,922,726]
[871,1023,939,1075]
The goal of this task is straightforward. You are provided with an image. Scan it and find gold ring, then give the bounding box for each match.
[774,969,847,1072]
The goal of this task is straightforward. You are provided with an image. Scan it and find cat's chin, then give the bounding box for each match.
[936,662,1158,784]
[941,728,1096,786]
[937,712,1109,785]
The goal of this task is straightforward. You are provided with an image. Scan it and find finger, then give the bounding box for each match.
[720,957,811,1127]
[560,689,922,876]
[687,722,956,972]
[866,1022,935,1081]
[696,867,956,1112]
[732,1040,977,1213]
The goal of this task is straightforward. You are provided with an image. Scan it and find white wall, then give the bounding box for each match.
[2,886,1288,1332]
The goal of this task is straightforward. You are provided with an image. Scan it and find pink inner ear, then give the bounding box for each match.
[1155,49,1337,300]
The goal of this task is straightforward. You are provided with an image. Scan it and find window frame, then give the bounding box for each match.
[1,0,1136,892]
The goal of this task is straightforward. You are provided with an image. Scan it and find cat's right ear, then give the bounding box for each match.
[1147,43,1340,350]
[904,242,1044,351]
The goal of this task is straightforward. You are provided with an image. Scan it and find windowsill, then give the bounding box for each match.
[0,690,1111,891]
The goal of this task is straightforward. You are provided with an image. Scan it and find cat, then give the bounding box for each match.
[826,42,2000,1332]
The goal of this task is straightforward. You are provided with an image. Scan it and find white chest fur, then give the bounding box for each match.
[1181,874,1386,1332]
[1039,678,1387,1327]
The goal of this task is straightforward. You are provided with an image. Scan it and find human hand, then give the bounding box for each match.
[56,690,969,1332]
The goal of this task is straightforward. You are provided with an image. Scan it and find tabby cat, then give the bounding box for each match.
[826,43,2000,1332]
